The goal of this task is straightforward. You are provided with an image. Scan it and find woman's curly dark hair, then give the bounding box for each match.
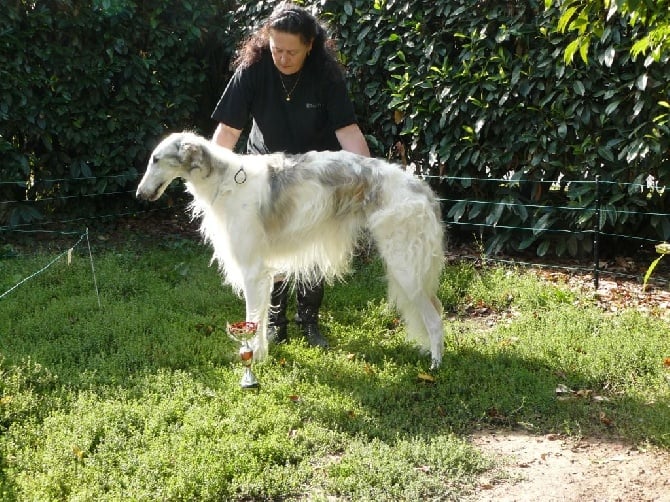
[233,2,344,79]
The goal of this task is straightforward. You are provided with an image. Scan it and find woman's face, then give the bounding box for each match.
[269,29,312,75]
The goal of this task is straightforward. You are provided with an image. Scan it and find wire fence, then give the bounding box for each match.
[434,174,669,288]
[1,170,669,302]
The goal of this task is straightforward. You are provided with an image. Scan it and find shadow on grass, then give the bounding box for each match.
[269,333,670,448]
[1,250,668,452]
[267,260,670,447]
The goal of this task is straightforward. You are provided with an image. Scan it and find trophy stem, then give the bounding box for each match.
[238,338,260,390]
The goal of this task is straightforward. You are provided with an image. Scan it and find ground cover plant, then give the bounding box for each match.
[1,236,669,500]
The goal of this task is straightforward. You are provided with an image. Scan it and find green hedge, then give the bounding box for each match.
[327,0,670,255]
[0,0,237,225]
[2,0,669,256]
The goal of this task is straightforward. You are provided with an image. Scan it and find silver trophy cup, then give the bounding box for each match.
[227,321,260,389]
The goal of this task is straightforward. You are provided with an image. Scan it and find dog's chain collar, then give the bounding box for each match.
[234,165,247,184]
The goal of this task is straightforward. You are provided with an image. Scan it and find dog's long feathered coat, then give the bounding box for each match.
[137,132,445,366]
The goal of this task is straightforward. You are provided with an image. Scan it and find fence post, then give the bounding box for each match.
[593,175,601,290]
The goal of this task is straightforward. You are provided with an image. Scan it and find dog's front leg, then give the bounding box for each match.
[241,271,273,362]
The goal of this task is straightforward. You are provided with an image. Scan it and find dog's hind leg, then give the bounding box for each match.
[241,271,273,361]
[385,262,444,368]
[421,294,444,369]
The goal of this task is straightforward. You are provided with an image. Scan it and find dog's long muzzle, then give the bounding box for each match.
[136,187,159,201]
[136,167,167,201]
[136,180,163,202]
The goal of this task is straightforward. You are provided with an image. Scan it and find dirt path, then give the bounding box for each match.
[455,253,669,501]
[469,429,670,502]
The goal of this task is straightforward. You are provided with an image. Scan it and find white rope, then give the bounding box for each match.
[0,231,100,306]
[0,251,72,300]
[85,228,102,309]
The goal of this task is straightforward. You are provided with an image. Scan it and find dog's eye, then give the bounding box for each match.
[151,155,158,164]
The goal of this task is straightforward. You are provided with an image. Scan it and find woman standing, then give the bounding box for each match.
[211,2,370,347]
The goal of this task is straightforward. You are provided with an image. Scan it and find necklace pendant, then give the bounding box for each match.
[278,69,300,103]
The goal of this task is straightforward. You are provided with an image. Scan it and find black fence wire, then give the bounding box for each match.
[1,171,668,302]
[436,174,668,289]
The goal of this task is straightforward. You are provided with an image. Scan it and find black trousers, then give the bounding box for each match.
[269,279,324,326]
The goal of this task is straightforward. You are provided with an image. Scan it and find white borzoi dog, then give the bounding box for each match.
[136,132,445,367]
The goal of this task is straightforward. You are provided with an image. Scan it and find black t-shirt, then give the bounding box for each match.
[211,51,357,154]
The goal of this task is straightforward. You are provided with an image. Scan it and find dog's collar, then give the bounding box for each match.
[234,165,247,184]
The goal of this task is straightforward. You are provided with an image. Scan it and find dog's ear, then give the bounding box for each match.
[178,137,211,176]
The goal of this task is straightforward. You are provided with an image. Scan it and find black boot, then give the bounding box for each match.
[268,280,289,344]
[297,280,329,348]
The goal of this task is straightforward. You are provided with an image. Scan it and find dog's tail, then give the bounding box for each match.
[369,195,444,353]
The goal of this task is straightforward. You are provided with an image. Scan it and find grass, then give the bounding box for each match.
[1,236,669,500]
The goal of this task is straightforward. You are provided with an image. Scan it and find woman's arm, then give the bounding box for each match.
[335,123,371,157]
[212,123,243,151]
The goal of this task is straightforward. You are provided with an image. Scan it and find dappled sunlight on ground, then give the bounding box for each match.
[470,429,670,501]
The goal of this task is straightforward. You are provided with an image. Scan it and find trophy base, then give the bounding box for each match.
[240,367,260,390]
